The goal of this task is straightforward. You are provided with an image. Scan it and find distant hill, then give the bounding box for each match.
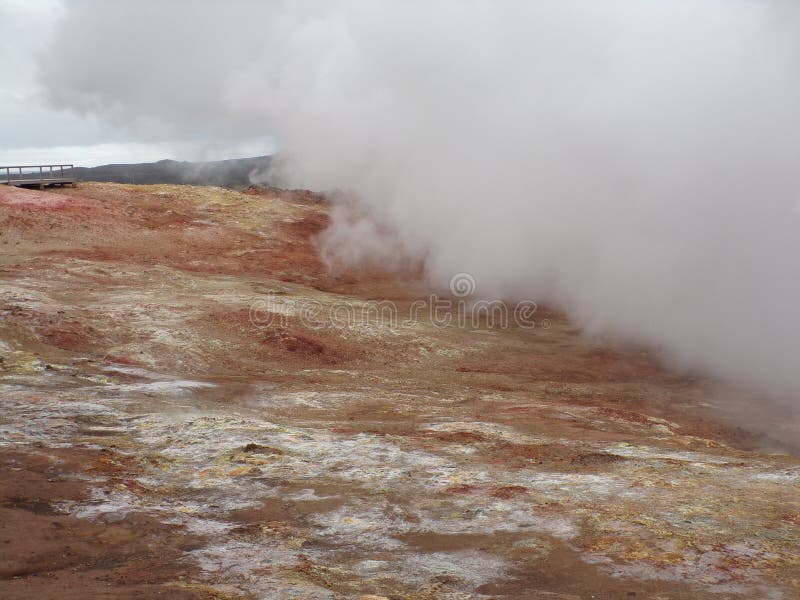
[74,155,272,188]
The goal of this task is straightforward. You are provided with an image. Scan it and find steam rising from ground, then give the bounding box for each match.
[39,2,800,399]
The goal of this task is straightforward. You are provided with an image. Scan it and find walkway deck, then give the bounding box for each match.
[2,164,75,188]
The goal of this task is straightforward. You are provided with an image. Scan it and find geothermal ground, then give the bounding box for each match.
[1,183,799,599]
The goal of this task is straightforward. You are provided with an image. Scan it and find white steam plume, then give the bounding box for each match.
[39,1,800,400]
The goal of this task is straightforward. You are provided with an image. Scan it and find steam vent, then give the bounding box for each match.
[4,2,800,598]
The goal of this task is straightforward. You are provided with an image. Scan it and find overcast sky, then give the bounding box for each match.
[0,0,272,166]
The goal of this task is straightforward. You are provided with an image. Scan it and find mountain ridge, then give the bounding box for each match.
[73,155,272,188]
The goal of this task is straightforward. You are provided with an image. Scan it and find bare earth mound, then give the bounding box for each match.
[1,183,799,599]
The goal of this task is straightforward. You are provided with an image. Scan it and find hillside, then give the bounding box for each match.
[1,182,799,599]
[73,155,272,187]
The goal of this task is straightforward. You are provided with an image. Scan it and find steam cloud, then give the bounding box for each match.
[39,1,800,400]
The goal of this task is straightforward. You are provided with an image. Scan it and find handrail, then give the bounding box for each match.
[0,164,74,170]
[1,164,75,186]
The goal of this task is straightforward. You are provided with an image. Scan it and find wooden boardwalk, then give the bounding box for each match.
[2,164,75,189]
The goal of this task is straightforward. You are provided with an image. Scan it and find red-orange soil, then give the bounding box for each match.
[1,183,799,599]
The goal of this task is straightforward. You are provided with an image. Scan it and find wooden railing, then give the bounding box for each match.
[1,164,75,187]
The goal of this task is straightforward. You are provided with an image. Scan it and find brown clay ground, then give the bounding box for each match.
[1,182,799,599]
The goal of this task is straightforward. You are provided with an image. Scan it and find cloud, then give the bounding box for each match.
[38,1,800,400]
